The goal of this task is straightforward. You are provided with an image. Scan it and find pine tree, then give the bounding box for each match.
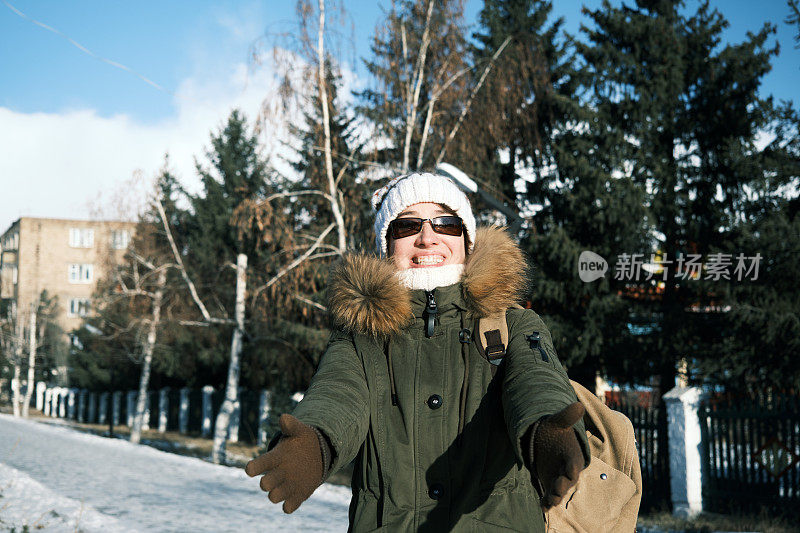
[460,0,646,388]
[179,111,272,385]
[579,0,796,391]
[464,0,584,202]
[700,197,800,389]
[788,0,800,49]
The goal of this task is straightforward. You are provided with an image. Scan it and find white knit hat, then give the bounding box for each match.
[371,172,476,258]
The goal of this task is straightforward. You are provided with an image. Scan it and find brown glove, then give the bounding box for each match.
[244,414,323,514]
[530,402,587,510]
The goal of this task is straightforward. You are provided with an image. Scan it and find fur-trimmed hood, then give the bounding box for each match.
[327,226,529,338]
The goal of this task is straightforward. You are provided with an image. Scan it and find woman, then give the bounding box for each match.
[246,172,589,532]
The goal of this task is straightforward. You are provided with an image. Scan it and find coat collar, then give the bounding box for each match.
[326,226,529,338]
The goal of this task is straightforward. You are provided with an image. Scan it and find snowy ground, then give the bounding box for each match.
[0,413,351,532]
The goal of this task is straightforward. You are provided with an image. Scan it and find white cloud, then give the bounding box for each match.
[0,55,298,232]
[0,0,371,236]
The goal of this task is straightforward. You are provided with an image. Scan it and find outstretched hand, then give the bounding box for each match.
[533,402,587,510]
[245,414,323,514]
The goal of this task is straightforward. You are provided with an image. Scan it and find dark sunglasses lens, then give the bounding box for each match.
[432,216,463,236]
[391,218,422,238]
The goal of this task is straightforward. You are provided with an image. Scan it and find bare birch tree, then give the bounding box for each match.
[82,171,182,443]
[316,0,347,252]
[11,309,23,417]
[89,222,175,444]
[155,196,242,464]
[210,253,247,463]
[21,300,38,418]
[127,266,168,444]
[1,303,25,418]
[357,0,511,172]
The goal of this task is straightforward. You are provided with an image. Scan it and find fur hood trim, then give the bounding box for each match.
[327,226,528,337]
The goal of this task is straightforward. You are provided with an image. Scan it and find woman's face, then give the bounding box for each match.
[387,202,466,270]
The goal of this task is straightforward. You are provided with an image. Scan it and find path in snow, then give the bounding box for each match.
[0,414,351,532]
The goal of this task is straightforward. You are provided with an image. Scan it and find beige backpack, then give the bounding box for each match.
[476,310,643,532]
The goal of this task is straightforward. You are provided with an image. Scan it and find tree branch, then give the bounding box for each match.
[156,196,214,322]
[261,189,334,205]
[294,294,328,312]
[317,0,348,252]
[251,222,336,306]
[402,0,435,171]
[130,251,157,271]
[435,35,512,166]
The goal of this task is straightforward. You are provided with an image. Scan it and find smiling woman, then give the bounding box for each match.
[387,203,466,269]
[246,172,591,532]
[374,173,476,291]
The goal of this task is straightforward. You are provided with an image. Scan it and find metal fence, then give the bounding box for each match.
[606,398,671,511]
[699,393,800,516]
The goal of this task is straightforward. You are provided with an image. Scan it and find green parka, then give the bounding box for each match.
[292,227,589,532]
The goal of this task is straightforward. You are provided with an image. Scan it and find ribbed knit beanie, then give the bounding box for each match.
[371,172,476,258]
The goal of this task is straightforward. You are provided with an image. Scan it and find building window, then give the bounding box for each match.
[68,298,91,317]
[2,233,18,250]
[68,263,93,284]
[69,228,94,248]
[1,265,17,297]
[70,334,84,350]
[110,229,130,250]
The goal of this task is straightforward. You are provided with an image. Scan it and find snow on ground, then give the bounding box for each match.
[0,414,351,532]
[0,461,129,532]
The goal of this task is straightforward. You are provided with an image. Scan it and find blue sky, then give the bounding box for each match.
[1,0,798,231]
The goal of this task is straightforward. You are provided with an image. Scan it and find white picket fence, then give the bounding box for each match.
[31,382,296,447]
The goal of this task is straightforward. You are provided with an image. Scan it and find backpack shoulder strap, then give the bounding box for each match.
[475,304,523,368]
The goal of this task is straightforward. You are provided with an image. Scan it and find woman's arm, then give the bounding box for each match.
[290,329,371,476]
[501,308,590,469]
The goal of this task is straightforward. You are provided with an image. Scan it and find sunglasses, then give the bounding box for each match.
[388,216,464,239]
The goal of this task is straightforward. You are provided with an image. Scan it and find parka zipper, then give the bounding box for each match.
[424,290,437,338]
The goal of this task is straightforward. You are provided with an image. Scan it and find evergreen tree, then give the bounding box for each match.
[788,0,800,50]
[187,110,271,271]
[463,0,648,388]
[182,110,329,392]
[699,197,800,389]
[464,0,583,202]
[179,111,273,386]
[579,0,797,391]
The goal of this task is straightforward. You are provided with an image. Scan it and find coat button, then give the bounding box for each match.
[600,473,607,480]
[427,394,443,409]
[428,483,444,500]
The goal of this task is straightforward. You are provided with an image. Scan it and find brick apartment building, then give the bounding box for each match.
[0,217,136,336]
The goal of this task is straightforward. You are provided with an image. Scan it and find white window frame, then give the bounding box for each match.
[68,298,91,317]
[110,229,130,250]
[68,263,93,284]
[69,228,94,248]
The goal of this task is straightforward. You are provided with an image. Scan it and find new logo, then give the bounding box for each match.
[578,251,607,282]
